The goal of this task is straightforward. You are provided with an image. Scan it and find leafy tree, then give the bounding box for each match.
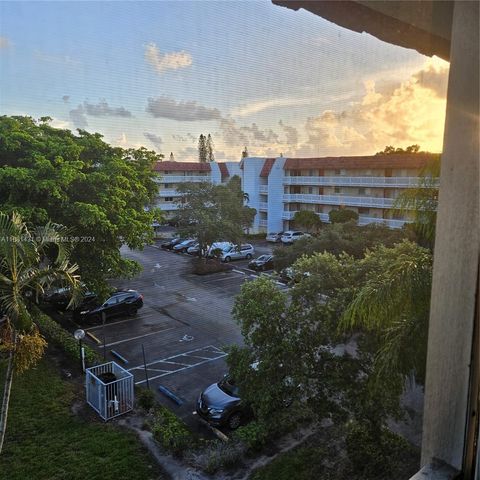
[376,144,421,155]
[293,210,322,232]
[0,116,160,296]
[394,158,440,249]
[0,212,81,453]
[198,134,207,163]
[328,208,359,224]
[175,178,255,257]
[206,134,214,162]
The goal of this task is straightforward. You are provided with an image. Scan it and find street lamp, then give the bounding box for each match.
[74,329,86,373]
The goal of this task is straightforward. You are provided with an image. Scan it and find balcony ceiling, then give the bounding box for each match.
[272,0,453,60]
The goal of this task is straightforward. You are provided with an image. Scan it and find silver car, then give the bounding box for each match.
[266,232,283,243]
[220,244,255,262]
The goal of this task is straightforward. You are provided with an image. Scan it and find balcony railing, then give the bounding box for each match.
[283,193,395,208]
[259,185,268,193]
[154,175,211,184]
[259,202,268,211]
[156,203,180,211]
[281,210,406,229]
[157,190,181,197]
[283,176,438,188]
[259,219,268,227]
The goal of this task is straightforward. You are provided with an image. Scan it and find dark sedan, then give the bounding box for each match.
[248,255,274,271]
[161,238,182,250]
[73,289,143,324]
[42,285,96,311]
[196,375,248,429]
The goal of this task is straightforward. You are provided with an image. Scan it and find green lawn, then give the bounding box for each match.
[0,358,167,480]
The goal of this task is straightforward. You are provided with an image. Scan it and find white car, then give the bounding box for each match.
[220,244,255,262]
[266,232,283,243]
[281,231,310,244]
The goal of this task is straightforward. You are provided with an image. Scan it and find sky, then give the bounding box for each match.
[0,1,449,161]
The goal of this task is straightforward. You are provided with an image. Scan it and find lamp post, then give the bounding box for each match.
[74,329,86,373]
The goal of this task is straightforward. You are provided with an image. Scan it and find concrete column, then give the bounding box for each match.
[421,0,479,471]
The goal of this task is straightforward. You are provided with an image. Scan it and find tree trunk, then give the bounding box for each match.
[0,333,16,455]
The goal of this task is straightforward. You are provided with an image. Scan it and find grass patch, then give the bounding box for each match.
[0,358,166,480]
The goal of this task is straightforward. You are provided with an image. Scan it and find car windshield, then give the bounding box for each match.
[218,376,239,397]
[256,255,268,261]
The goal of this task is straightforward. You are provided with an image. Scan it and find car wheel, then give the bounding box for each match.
[224,256,231,262]
[128,306,137,316]
[227,412,242,430]
[245,254,252,260]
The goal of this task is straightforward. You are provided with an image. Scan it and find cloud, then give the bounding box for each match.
[279,120,299,146]
[62,95,70,103]
[69,100,133,128]
[146,96,221,121]
[144,132,163,151]
[295,58,449,156]
[0,36,11,49]
[231,97,312,117]
[145,43,192,74]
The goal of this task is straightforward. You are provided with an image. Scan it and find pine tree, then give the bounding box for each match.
[206,134,215,162]
[198,134,207,163]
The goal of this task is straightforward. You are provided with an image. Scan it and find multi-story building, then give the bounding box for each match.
[153,160,242,219]
[240,154,439,232]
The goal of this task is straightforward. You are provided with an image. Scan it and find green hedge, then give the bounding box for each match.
[151,405,196,456]
[34,309,98,365]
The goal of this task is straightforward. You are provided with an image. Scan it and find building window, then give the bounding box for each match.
[165,197,173,202]
[358,207,369,215]
[334,186,341,194]
[308,187,313,194]
[334,169,341,175]
[358,187,366,195]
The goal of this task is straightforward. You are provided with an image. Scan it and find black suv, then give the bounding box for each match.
[196,375,250,429]
[73,289,143,324]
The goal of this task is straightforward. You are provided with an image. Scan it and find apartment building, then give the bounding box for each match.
[240,154,439,233]
[153,160,241,218]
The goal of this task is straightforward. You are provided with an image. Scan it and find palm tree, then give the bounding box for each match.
[340,241,433,385]
[0,212,81,454]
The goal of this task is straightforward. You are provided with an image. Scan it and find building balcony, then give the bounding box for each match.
[154,175,211,184]
[156,203,180,211]
[283,176,437,188]
[259,219,268,227]
[283,193,395,208]
[281,210,406,229]
[157,190,181,197]
[259,184,268,193]
[259,202,268,211]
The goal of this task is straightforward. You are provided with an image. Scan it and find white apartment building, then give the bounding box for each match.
[153,160,242,218]
[240,154,439,233]
[153,154,438,230]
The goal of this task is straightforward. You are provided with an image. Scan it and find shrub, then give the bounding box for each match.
[34,309,98,364]
[328,209,359,224]
[151,405,194,456]
[137,388,155,411]
[187,440,246,474]
[191,258,232,275]
[233,421,269,452]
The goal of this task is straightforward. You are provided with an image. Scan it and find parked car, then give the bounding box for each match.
[206,242,234,258]
[173,239,196,253]
[220,244,255,262]
[186,242,200,255]
[280,231,310,244]
[73,289,143,324]
[248,254,274,271]
[280,267,311,284]
[266,232,283,243]
[161,237,182,250]
[196,374,248,429]
[42,284,97,311]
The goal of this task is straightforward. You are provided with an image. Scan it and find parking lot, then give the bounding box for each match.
[74,239,284,432]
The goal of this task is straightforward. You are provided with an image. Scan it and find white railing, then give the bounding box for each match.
[281,210,407,229]
[154,175,211,184]
[259,219,268,227]
[157,190,181,197]
[283,176,437,188]
[156,203,180,211]
[259,202,268,211]
[259,185,268,193]
[283,193,395,208]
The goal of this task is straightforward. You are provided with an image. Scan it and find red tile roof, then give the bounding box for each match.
[218,163,229,177]
[260,158,276,177]
[283,154,438,171]
[153,161,211,172]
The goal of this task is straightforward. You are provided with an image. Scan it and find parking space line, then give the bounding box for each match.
[181,354,215,360]
[156,360,191,367]
[232,269,245,275]
[85,314,159,331]
[104,327,175,347]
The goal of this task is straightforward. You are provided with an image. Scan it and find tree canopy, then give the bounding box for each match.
[293,210,323,232]
[375,144,421,155]
[0,116,161,295]
[328,208,359,224]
